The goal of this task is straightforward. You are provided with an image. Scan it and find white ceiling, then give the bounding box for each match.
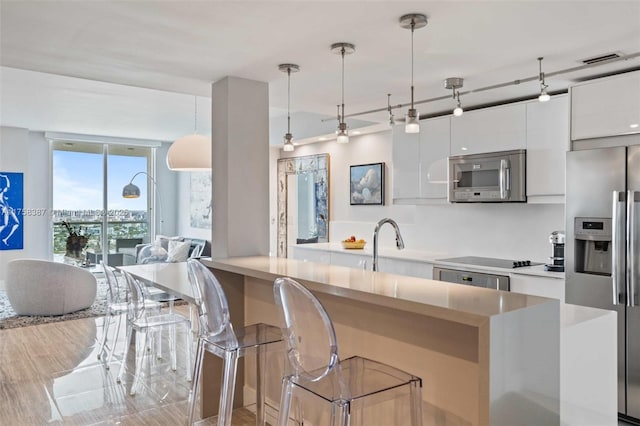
[1,1,639,143]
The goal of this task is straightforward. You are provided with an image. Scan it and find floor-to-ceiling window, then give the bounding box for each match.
[52,141,152,265]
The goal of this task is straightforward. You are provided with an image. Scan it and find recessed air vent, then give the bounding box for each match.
[580,52,623,65]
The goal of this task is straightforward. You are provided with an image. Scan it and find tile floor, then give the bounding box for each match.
[0,306,258,425]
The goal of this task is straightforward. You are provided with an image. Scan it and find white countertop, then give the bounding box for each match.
[291,242,565,279]
[202,256,555,327]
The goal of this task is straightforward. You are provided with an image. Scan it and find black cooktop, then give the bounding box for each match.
[436,256,543,269]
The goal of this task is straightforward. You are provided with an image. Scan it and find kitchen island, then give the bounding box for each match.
[201,256,562,426]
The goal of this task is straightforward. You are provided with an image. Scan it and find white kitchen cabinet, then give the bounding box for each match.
[392,118,449,203]
[571,70,640,141]
[392,124,420,201]
[377,258,434,279]
[419,116,450,199]
[525,95,569,202]
[330,251,368,269]
[289,246,330,264]
[450,102,527,156]
[510,274,565,302]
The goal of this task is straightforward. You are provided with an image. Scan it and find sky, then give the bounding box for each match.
[53,150,148,212]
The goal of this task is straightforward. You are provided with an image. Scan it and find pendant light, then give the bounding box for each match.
[387,94,396,126]
[166,96,212,171]
[537,57,551,102]
[400,13,428,134]
[331,42,355,144]
[279,64,300,152]
[444,77,464,117]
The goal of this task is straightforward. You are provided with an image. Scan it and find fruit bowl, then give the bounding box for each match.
[341,240,366,249]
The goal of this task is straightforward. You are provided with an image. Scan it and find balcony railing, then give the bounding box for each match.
[53,220,149,254]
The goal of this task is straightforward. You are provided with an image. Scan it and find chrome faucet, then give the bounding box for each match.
[372,218,405,272]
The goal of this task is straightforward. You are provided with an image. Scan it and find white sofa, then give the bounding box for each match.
[6,259,97,316]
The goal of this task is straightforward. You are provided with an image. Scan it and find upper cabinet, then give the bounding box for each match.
[391,125,420,200]
[450,103,526,156]
[419,116,450,199]
[526,95,569,201]
[392,117,450,203]
[392,97,570,205]
[571,70,640,141]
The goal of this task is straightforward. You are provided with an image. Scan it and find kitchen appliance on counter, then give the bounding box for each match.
[566,144,639,423]
[448,149,526,203]
[433,257,544,291]
[544,231,565,272]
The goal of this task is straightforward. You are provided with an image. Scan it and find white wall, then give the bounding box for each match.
[0,127,51,288]
[277,130,564,262]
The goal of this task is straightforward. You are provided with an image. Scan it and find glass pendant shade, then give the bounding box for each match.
[405,109,420,133]
[122,183,141,198]
[453,106,464,117]
[283,133,295,151]
[336,128,349,144]
[166,134,211,171]
[538,90,551,102]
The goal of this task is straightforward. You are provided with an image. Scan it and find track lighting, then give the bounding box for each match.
[387,94,396,126]
[331,42,355,144]
[279,63,299,152]
[400,13,428,134]
[538,57,550,102]
[445,77,464,117]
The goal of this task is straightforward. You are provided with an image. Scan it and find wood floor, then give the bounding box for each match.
[0,306,260,425]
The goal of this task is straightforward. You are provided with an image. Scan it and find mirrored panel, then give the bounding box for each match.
[277,153,329,257]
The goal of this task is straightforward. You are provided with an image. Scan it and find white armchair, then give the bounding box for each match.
[6,259,97,316]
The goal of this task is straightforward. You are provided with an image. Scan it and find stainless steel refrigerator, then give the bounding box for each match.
[566,143,639,423]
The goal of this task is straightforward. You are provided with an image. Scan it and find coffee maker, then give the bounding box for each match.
[545,230,565,272]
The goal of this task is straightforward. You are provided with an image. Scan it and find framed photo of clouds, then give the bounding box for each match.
[350,162,384,205]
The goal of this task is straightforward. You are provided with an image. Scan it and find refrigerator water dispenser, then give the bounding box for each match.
[574,217,612,276]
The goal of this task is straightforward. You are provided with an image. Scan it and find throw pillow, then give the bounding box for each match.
[167,240,191,262]
[138,243,168,264]
[155,235,183,252]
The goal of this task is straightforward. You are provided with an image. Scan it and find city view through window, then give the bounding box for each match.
[52,142,151,263]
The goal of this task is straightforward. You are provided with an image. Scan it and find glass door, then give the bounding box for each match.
[52,141,151,266]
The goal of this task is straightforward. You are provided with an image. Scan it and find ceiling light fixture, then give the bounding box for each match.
[387,94,396,126]
[444,77,464,117]
[166,96,212,171]
[400,13,428,134]
[279,63,300,152]
[331,42,355,144]
[537,57,551,102]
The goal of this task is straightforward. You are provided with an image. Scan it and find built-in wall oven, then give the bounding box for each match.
[449,149,527,202]
[433,267,510,291]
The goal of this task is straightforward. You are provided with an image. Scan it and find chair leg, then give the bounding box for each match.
[116,324,133,384]
[277,377,294,426]
[106,313,123,369]
[331,400,350,426]
[218,350,239,426]
[130,331,148,396]
[188,338,205,425]
[409,380,423,426]
[255,345,266,426]
[97,313,111,360]
[170,323,177,371]
[185,323,193,381]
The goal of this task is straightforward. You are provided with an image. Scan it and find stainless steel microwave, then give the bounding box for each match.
[448,149,526,202]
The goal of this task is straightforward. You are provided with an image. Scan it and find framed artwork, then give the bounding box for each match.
[190,171,212,229]
[0,172,24,250]
[350,162,384,205]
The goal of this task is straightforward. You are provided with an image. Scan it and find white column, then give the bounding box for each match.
[211,77,269,258]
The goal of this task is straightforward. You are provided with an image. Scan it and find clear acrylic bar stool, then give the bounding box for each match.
[116,270,192,395]
[273,277,423,426]
[186,259,283,426]
[97,262,161,368]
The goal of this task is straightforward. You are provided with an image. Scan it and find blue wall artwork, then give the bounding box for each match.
[0,172,24,250]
